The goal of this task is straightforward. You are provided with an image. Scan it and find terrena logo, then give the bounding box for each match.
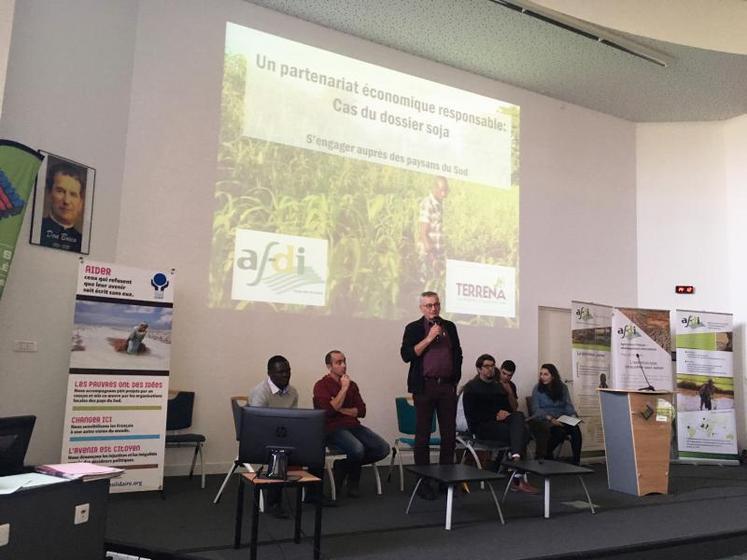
[455,283,506,300]
[444,259,515,318]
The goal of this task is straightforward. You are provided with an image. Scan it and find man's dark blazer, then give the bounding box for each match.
[400,317,463,395]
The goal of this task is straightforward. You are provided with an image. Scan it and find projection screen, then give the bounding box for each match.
[210,23,520,327]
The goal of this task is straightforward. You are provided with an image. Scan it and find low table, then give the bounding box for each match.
[500,459,595,519]
[405,464,506,530]
[234,470,323,560]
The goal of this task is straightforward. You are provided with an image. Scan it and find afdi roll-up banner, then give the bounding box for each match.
[675,310,738,463]
[0,140,43,300]
[61,260,175,492]
[571,301,612,451]
[611,308,673,391]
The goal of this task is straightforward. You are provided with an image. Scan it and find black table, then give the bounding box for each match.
[405,464,506,530]
[234,471,323,560]
[0,477,109,560]
[500,459,595,518]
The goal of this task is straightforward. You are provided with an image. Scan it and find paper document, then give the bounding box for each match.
[557,415,582,426]
[0,472,70,494]
[36,462,124,481]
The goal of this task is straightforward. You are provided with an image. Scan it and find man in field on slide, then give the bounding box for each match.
[418,176,449,286]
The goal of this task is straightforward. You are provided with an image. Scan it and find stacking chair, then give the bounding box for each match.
[165,391,206,488]
[455,392,511,471]
[213,396,266,511]
[324,445,383,501]
[387,397,440,491]
[213,396,249,504]
[455,393,510,490]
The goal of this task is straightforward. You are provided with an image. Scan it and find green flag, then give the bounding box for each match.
[0,140,43,300]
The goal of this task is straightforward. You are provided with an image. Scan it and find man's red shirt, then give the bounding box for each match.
[313,375,367,433]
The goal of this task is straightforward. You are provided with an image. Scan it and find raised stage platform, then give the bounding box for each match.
[105,463,747,560]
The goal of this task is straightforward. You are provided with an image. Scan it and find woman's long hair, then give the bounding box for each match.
[537,363,563,402]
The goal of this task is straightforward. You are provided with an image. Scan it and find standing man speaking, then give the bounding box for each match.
[400,291,462,499]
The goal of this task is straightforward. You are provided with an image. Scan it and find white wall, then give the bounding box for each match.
[0,0,15,120]
[636,122,730,311]
[637,117,747,448]
[0,0,138,464]
[1,0,638,472]
[725,115,747,447]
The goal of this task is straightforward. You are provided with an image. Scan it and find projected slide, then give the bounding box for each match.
[210,23,520,325]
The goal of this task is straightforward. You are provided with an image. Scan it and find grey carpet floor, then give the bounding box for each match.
[106,463,747,560]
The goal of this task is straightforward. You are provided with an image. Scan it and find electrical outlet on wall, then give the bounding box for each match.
[74,503,90,525]
[13,340,38,352]
[0,523,9,547]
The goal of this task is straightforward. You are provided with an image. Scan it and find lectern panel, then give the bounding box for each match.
[599,391,637,495]
[630,393,672,495]
[599,389,673,496]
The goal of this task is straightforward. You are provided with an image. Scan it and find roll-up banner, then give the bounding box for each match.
[61,260,175,492]
[610,307,673,392]
[675,310,738,463]
[571,301,612,451]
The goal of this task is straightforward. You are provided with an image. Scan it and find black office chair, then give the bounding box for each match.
[165,391,206,488]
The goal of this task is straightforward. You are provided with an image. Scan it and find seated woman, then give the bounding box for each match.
[528,363,582,464]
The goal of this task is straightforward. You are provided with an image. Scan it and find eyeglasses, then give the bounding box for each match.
[421,302,440,309]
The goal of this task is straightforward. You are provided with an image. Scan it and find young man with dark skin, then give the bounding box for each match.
[248,355,299,517]
[313,350,389,498]
[249,355,298,409]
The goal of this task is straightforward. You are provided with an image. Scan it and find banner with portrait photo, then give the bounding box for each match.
[675,310,738,462]
[29,151,95,254]
[571,301,612,451]
[610,307,672,391]
[61,260,175,493]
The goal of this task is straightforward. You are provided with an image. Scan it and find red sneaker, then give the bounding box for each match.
[512,479,540,494]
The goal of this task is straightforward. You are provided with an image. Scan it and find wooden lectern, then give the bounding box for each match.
[599,389,673,496]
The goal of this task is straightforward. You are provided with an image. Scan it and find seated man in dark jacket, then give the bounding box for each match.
[462,354,537,493]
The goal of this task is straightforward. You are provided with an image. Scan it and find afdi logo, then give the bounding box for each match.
[237,242,310,287]
[681,315,703,329]
[617,324,641,340]
[575,306,593,322]
[232,229,328,306]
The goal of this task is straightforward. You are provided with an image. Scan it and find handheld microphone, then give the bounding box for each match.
[635,353,655,391]
[432,317,443,342]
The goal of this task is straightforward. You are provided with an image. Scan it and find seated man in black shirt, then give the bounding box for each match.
[462,354,537,493]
